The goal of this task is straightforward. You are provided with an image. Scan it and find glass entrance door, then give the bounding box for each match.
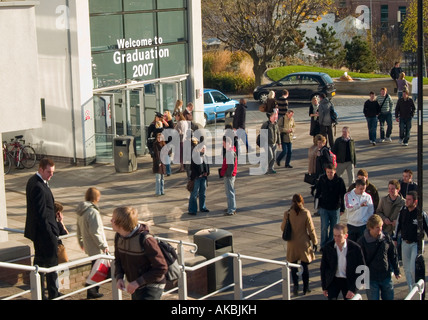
[93,79,186,161]
[93,94,115,160]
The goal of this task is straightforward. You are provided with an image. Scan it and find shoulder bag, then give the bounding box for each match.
[282,210,292,241]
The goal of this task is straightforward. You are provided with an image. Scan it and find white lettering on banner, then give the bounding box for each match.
[113,37,170,79]
[113,48,170,65]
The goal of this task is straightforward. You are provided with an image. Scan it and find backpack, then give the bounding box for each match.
[114,231,182,282]
[140,232,181,281]
[329,149,337,168]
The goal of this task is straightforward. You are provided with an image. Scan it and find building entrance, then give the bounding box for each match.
[93,78,186,162]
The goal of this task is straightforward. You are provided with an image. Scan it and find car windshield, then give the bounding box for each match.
[211,91,229,103]
[321,74,334,84]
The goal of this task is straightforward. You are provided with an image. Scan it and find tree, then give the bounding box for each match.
[344,36,378,73]
[201,0,334,86]
[306,23,344,67]
[402,0,428,76]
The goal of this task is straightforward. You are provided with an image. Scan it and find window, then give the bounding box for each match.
[89,0,188,89]
[301,76,319,85]
[280,75,299,85]
[41,98,46,121]
[380,5,388,31]
[204,92,213,104]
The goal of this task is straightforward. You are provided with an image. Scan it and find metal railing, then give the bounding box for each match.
[404,279,425,300]
[178,252,302,300]
[0,240,301,300]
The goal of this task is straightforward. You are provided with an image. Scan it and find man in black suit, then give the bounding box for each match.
[24,158,60,299]
[320,223,366,300]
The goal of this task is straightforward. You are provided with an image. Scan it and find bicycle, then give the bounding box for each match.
[2,135,37,174]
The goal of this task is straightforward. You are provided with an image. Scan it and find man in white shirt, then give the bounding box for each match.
[321,223,366,300]
[345,179,374,242]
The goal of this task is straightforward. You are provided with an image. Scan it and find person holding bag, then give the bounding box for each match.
[281,194,318,296]
[76,187,109,299]
[112,206,168,300]
[55,201,69,264]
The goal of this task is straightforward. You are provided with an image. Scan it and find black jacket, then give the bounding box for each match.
[395,97,416,120]
[357,230,400,281]
[25,174,59,265]
[25,174,58,242]
[233,103,247,129]
[363,100,381,118]
[315,173,346,212]
[321,239,365,293]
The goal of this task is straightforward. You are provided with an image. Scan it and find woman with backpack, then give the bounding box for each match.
[112,206,168,300]
[314,134,333,179]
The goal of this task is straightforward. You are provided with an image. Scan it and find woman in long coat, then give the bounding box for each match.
[281,194,318,296]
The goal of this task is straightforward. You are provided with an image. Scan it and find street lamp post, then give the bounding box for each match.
[417,0,423,212]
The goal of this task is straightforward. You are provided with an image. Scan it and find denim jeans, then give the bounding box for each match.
[366,116,377,142]
[402,241,418,292]
[399,117,413,144]
[267,144,277,172]
[155,173,164,195]
[378,112,392,139]
[366,276,394,300]
[224,176,236,214]
[319,207,340,249]
[276,142,292,166]
[188,176,207,213]
[132,286,164,300]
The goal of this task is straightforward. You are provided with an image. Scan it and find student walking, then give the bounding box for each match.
[376,88,394,142]
[394,191,428,292]
[357,214,401,300]
[281,194,318,296]
[344,179,374,242]
[320,223,365,300]
[112,206,167,300]
[363,91,381,145]
[332,126,356,187]
[276,109,295,168]
[314,163,346,249]
[395,90,416,146]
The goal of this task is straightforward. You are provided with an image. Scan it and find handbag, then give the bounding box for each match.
[282,211,292,241]
[86,258,111,284]
[259,103,267,112]
[57,243,69,264]
[186,179,195,192]
[304,173,316,185]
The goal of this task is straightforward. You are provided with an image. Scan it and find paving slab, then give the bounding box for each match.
[1,94,428,303]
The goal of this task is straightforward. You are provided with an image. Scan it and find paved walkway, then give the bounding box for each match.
[2,95,427,301]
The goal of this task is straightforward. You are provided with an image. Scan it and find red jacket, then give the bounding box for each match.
[220,147,237,177]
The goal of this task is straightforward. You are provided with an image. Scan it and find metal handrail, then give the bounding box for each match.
[404,279,425,300]
[0,232,301,300]
[180,252,302,300]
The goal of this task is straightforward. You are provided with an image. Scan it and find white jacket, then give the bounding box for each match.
[344,189,374,227]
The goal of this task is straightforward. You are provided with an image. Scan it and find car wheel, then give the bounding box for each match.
[259,92,269,103]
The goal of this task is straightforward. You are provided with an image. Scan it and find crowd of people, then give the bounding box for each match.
[23,80,426,301]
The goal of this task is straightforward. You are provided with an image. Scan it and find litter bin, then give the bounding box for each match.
[193,228,233,292]
[113,136,137,173]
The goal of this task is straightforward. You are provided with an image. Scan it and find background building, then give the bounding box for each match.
[2,0,204,164]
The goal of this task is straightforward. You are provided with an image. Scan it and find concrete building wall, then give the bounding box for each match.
[0,1,42,242]
[3,0,96,164]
